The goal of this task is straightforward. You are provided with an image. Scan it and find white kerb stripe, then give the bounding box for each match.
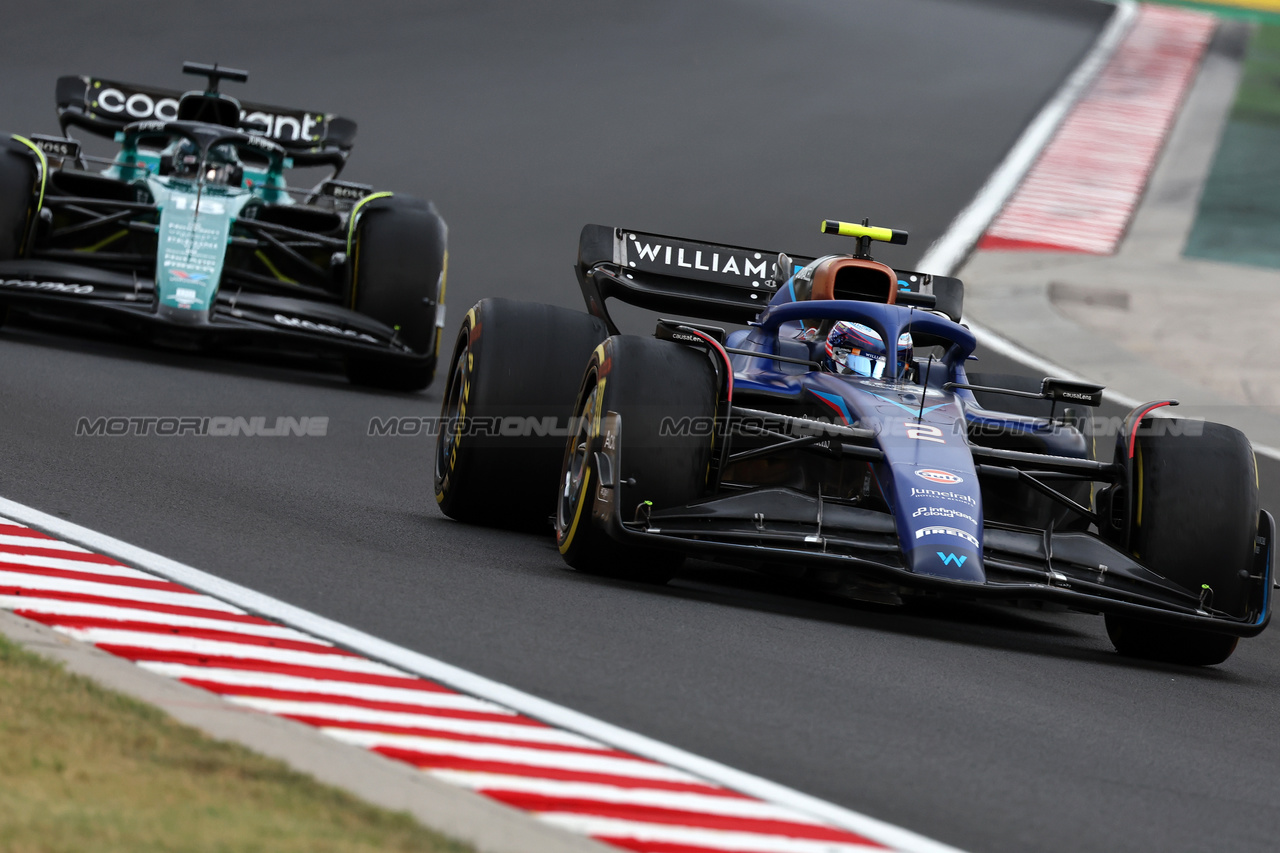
[0,550,171,578]
[49,628,394,674]
[321,729,699,784]
[136,663,520,715]
[539,815,879,853]
[224,696,605,748]
[0,533,92,552]
[0,598,315,642]
[0,572,239,611]
[431,771,825,824]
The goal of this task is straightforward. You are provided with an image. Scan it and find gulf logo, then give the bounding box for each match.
[915,468,963,485]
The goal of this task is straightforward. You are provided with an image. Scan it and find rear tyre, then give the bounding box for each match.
[554,335,719,584]
[434,298,608,530]
[0,139,37,261]
[345,196,447,391]
[1105,419,1258,666]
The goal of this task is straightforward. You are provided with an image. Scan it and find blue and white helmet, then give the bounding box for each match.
[824,321,913,379]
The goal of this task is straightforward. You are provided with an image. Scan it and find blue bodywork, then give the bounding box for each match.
[729,293,989,582]
[573,223,1273,638]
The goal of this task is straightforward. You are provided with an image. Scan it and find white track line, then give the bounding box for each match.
[0,497,966,853]
[914,0,1138,274]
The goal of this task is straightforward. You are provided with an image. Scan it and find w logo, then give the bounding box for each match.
[937,552,967,567]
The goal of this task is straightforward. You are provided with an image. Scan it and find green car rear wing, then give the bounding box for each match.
[55,73,357,170]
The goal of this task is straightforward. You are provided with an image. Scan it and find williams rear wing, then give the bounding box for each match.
[55,75,357,168]
[576,224,964,334]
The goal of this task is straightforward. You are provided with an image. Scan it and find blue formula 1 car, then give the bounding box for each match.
[435,221,1273,666]
[0,62,447,390]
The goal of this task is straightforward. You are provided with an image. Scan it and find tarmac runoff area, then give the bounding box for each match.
[961,10,1280,453]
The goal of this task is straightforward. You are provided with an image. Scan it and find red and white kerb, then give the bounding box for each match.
[0,514,934,853]
[979,5,1216,255]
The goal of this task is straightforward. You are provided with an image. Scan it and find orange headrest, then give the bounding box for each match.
[809,257,898,304]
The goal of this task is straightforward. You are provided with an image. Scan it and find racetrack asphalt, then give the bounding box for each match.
[5,3,1280,852]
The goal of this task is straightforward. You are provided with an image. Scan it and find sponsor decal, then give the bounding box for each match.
[909,486,977,508]
[171,270,209,283]
[319,180,374,201]
[621,232,775,290]
[912,506,978,526]
[170,196,226,215]
[95,87,181,122]
[30,136,81,160]
[273,314,379,344]
[0,279,94,295]
[915,526,980,547]
[937,552,968,567]
[91,79,326,143]
[914,468,963,485]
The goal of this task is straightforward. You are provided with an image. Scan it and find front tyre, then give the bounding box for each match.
[345,196,447,391]
[0,138,38,261]
[555,335,718,584]
[1105,419,1259,666]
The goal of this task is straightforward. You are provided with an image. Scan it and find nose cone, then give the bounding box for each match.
[907,544,984,582]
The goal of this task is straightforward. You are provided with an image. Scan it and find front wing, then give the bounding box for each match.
[0,259,429,363]
[600,486,1274,638]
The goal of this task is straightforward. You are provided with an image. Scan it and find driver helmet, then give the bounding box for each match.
[168,140,243,186]
[824,321,913,379]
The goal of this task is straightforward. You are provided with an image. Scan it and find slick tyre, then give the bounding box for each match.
[345,196,448,391]
[555,335,719,585]
[1105,419,1259,666]
[434,298,608,530]
[0,138,37,261]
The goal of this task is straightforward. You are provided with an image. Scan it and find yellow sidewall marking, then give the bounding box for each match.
[11,135,47,212]
[559,364,605,555]
[346,191,394,308]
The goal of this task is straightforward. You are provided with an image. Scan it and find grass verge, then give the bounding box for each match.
[0,631,472,853]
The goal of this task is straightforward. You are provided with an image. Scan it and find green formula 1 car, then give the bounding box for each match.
[0,61,447,390]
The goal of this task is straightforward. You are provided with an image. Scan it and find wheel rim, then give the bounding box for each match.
[557,375,598,534]
[434,335,469,485]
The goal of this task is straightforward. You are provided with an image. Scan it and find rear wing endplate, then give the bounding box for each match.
[576,224,964,334]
